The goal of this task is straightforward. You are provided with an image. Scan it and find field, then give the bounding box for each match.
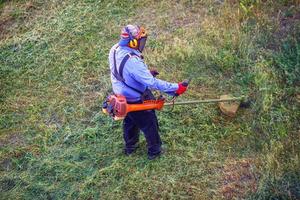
[0,0,299,199]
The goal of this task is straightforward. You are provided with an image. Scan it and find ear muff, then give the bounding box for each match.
[125,26,139,49]
[129,39,138,48]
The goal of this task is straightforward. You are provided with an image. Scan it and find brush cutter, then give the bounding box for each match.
[102,83,249,120]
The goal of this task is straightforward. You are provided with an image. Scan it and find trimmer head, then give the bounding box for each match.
[218,95,241,117]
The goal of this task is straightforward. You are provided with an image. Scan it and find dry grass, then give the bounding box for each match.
[219,158,258,199]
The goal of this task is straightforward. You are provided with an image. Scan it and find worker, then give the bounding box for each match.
[108,25,188,160]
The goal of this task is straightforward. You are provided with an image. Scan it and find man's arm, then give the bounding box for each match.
[128,58,178,94]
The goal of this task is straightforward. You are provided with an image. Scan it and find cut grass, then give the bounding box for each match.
[1,0,300,199]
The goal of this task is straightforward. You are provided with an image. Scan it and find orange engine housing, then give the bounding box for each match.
[104,94,165,120]
[109,94,128,120]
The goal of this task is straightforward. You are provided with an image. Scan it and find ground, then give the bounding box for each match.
[0,0,299,199]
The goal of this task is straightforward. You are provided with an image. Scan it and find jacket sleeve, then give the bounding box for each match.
[128,58,178,94]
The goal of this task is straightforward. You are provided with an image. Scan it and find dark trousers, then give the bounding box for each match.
[123,109,161,156]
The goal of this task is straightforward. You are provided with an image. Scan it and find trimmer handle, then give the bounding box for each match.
[182,79,189,87]
[174,79,190,97]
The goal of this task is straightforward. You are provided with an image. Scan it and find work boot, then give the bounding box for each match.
[148,149,164,160]
[124,145,138,156]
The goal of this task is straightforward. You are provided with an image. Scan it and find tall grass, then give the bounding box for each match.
[1,0,299,199]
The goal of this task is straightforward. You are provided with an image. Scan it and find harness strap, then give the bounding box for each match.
[112,47,144,95]
[119,53,135,81]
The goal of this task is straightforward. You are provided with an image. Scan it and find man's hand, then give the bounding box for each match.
[175,81,188,96]
[150,69,159,77]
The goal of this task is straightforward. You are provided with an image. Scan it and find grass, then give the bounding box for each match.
[1,0,300,199]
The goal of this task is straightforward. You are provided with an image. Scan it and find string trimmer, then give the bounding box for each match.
[102,80,250,120]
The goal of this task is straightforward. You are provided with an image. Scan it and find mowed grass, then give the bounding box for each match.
[1,0,299,199]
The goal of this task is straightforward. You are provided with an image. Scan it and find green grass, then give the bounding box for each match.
[1,0,300,199]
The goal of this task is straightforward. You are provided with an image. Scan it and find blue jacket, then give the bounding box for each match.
[109,44,178,102]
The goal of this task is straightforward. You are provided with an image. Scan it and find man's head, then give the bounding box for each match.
[119,25,147,52]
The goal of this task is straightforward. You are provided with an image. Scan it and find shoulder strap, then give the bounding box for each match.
[118,52,138,80]
[112,49,144,95]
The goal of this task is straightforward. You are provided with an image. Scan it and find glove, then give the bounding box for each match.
[175,82,188,96]
[150,69,159,77]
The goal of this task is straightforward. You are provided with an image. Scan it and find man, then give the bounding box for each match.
[108,25,187,160]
